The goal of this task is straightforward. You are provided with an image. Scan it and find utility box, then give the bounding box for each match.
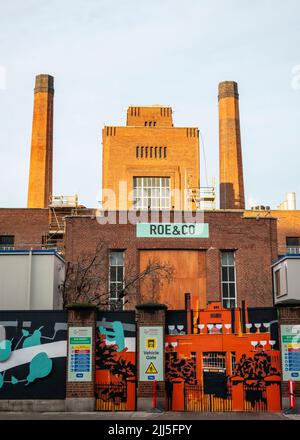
[0,250,65,310]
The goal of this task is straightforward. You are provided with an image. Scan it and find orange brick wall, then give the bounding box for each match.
[27,74,54,209]
[102,106,199,211]
[127,105,173,127]
[219,81,245,210]
[244,210,300,255]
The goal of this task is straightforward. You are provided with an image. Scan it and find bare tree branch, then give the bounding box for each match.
[59,242,174,309]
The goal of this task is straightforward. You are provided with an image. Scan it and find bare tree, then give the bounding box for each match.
[60,242,174,309]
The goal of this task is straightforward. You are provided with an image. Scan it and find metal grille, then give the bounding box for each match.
[243,383,267,412]
[185,383,232,412]
[95,383,127,411]
[203,352,226,369]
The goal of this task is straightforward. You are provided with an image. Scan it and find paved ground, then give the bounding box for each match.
[0,411,297,420]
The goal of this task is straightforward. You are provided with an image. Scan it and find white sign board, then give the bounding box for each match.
[281,324,300,381]
[68,326,92,382]
[139,326,163,381]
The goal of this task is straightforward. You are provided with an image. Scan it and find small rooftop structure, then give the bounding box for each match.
[272,254,300,305]
[0,249,64,310]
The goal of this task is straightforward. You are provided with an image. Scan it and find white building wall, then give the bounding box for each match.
[0,255,30,309]
[0,252,65,310]
[273,257,300,304]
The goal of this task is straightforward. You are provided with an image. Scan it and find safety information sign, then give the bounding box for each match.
[139,326,163,381]
[68,326,92,382]
[281,324,300,381]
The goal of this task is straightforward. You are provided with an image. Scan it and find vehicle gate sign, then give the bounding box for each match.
[139,326,163,381]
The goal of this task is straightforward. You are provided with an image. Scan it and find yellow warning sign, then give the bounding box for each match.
[145,362,158,374]
[146,338,156,349]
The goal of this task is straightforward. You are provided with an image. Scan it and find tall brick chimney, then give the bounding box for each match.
[218,81,245,210]
[27,74,54,208]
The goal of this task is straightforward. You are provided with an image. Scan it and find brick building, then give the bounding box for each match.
[0,208,49,250]
[102,105,199,211]
[1,73,300,412]
[64,210,278,310]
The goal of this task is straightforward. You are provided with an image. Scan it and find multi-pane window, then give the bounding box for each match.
[286,237,300,254]
[133,177,170,210]
[231,352,236,374]
[221,251,237,309]
[109,251,124,310]
[203,352,226,369]
[0,235,14,250]
[274,269,281,297]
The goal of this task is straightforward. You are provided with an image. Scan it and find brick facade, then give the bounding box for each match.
[102,106,199,211]
[64,210,278,309]
[219,81,245,210]
[27,74,54,209]
[0,208,49,250]
[244,209,300,255]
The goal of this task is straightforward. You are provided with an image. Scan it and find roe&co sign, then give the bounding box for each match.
[136,223,209,238]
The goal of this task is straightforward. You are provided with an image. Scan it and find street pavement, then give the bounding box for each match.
[0,411,297,420]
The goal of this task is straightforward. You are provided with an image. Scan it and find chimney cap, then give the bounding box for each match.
[218,81,239,100]
[34,74,54,94]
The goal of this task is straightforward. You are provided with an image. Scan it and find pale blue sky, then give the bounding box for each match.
[0,0,299,209]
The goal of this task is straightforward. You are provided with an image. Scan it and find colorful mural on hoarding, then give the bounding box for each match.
[95,311,136,411]
[0,311,67,399]
[165,303,281,412]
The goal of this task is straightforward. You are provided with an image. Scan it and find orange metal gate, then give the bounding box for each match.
[95,380,136,411]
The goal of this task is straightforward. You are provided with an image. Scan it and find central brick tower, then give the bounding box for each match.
[218,81,245,210]
[102,105,200,211]
[27,74,54,208]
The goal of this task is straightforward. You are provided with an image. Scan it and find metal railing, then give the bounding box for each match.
[95,383,127,411]
[287,246,300,254]
[185,383,232,412]
[243,383,267,412]
[49,194,78,207]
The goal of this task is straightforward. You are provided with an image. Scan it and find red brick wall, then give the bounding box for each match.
[0,208,49,249]
[64,211,278,309]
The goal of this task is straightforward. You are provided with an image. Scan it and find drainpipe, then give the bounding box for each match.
[185,292,192,334]
[231,307,235,334]
[27,248,33,309]
[241,300,246,334]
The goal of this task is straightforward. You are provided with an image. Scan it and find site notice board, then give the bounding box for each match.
[68,327,92,381]
[281,324,300,381]
[139,326,163,381]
